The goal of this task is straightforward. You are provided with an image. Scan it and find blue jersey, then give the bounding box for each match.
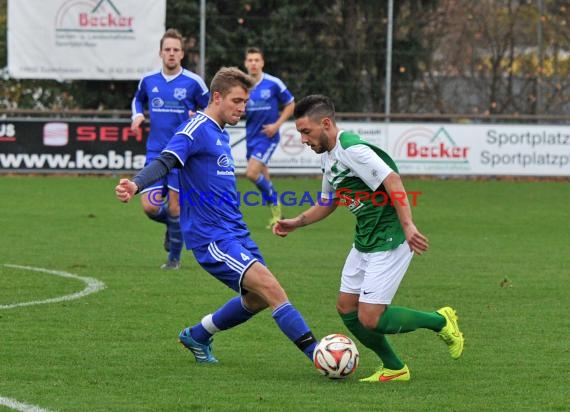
[131,69,210,154]
[245,73,294,141]
[163,112,250,249]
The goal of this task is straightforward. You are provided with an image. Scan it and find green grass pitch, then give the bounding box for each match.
[0,175,568,411]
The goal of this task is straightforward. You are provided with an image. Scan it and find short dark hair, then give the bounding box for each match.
[209,67,255,100]
[245,47,264,58]
[294,95,336,122]
[160,28,183,50]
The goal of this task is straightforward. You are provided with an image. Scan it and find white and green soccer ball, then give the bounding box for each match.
[313,333,359,379]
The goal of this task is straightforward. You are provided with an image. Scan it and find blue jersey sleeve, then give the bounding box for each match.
[277,84,294,106]
[132,152,179,192]
[162,117,204,166]
[162,133,193,167]
[195,90,210,110]
[131,78,147,119]
[181,70,210,112]
[183,88,210,113]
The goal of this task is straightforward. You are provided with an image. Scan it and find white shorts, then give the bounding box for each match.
[339,241,414,304]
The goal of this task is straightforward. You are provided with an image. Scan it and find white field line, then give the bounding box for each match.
[1,264,107,411]
[0,395,53,412]
[0,264,106,310]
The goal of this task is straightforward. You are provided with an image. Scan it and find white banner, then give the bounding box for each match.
[229,122,570,176]
[388,123,570,176]
[227,122,321,175]
[228,121,387,175]
[7,0,165,80]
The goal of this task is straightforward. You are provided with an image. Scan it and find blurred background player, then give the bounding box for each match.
[131,28,210,269]
[274,95,465,382]
[116,67,318,365]
[243,47,295,228]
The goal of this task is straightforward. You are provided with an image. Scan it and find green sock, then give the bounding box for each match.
[340,311,404,370]
[377,305,445,334]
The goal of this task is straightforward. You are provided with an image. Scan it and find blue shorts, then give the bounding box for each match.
[192,236,265,294]
[140,152,180,194]
[246,136,279,164]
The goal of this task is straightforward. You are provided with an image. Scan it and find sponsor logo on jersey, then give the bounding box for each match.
[217,154,232,168]
[216,170,234,176]
[216,154,234,176]
[151,97,165,108]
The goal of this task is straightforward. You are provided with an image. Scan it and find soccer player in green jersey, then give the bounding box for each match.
[273,94,464,382]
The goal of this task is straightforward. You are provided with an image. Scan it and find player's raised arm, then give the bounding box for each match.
[114,152,180,203]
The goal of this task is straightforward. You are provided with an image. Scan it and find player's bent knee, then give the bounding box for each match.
[336,292,359,314]
[167,203,180,216]
[336,302,354,315]
[242,293,269,312]
[260,281,288,308]
[142,204,160,215]
[245,169,259,181]
[358,318,376,330]
[242,264,288,307]
[358,311,382,330]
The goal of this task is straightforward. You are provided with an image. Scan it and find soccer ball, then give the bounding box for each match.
[313,333,359,379]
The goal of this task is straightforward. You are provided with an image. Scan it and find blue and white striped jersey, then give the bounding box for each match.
[131,69,210,153]
[245,73,294,141]
[163,112,250,248]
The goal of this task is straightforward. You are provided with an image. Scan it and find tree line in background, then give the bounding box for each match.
[1,0,569,116]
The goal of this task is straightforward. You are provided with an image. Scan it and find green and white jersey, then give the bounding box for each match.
[321,131,405,252]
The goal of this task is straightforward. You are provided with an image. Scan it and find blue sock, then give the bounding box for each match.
[272,302,317,361]
[166,214,183,261]
[147,204,168,224]
[255,175,276,205]
[190,296,256,343]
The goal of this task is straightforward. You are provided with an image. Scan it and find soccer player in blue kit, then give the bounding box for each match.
[131,28,210,270]
[116,67,318,365]
[243,47,295,228]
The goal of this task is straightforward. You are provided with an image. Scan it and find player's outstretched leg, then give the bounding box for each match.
[374,305,464,359]
[436,306,465,359]
[272,302,317,360]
